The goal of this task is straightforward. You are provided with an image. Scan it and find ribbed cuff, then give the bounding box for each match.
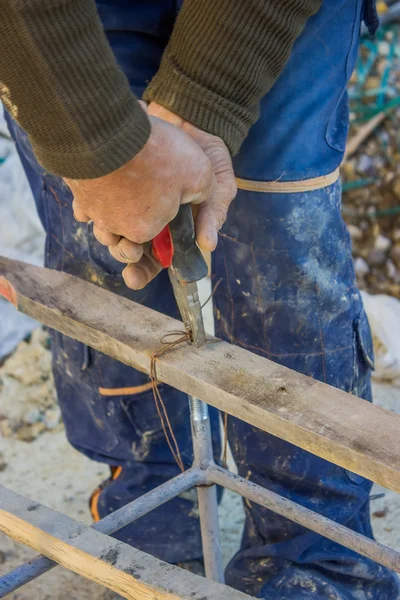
[144,57,253,156]
[34,101,151,180]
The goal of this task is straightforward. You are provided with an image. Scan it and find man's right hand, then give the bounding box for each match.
[66,114,217,288]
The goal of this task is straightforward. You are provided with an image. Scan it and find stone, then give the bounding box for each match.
[386,260,397,279]
[367,249,387,267]
[0,419,12,438]
[354,257,370,278]
[17,422,45,442]
[375,234,391,252]
[16,425,36,442]
[24,407,42,425]
[342,161,355,179]
[365,76,381,90]
[348,225,363,241]
[357,154,373,174]
[43,406,61,430]
[378,41,390,57]
[393,177,400,200]
[390,245,400,268]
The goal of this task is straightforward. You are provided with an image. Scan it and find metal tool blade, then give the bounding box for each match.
[168,269,206,348]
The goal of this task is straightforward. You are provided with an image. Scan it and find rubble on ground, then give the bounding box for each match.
[0,328,60,441]
[342,21,400,297]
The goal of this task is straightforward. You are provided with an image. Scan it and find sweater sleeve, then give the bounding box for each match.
[144,0,322,155]
[0,0,150,179]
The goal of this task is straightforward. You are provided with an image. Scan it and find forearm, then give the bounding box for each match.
[0,0,150,179]
[144,0,322,155]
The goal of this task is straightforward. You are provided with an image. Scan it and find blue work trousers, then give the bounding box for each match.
[5,0,399,597]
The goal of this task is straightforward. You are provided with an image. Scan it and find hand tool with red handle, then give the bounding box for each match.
[152,204,208,346]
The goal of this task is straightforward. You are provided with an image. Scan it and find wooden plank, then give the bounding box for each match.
[0,484,251,600]
[1,256,400,492]
[345,112,386,158]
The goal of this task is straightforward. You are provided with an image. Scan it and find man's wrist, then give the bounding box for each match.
[147,102,185,128]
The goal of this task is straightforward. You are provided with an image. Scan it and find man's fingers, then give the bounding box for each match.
[122,254,162,289]
[195,202,228,252]
[93,224,121,247]
[109,238,144,264]
[72,200,90,223]
[194,175,236,252]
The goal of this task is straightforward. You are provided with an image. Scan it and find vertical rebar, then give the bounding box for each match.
[189,395,225,583]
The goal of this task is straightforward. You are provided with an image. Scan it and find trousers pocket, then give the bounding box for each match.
[355,310,375,370]
[51,333,119,454]
[346,309,375,484]
[352,309,375,400]
[121,386,189,440]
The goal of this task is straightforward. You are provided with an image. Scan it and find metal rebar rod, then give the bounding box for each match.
[190,396,225,584]
[208,464,400,573]
[0,468,201,597]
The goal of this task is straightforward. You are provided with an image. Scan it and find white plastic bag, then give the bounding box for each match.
[361,290,400,382]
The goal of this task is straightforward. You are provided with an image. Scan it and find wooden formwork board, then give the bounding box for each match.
[1,256,400,493]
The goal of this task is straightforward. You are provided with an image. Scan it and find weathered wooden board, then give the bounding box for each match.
[0,484,251,599]
[1,256,400,492]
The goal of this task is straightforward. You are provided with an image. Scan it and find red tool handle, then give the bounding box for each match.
[151,205,208,282]
[152,225,174,269]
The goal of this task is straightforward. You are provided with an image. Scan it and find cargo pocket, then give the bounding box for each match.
[354,310,375,370]
[325,0,363,152]
[118,384,191,462]
[352,308,375,399]
[51,332,119,455]
[346,310,375,485]
[121,385,189,441]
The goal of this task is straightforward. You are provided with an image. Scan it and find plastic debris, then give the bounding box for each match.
[361,291,400,381]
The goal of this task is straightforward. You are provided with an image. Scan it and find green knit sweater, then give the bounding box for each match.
[1,0,321,179]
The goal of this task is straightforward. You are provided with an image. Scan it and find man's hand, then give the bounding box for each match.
[147,102,237,253]
[66,113,216,288]
[69,104,237,290]
[117,104,237,289]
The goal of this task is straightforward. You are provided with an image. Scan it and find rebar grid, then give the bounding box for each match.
[1,396,400,598]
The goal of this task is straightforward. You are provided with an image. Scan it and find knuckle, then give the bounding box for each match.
[116,245,130,263]
[134,228,154,245]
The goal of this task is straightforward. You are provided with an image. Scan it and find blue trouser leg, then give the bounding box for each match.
[5,0,399,596]
[211,0,399,597]
[214,183,399,598]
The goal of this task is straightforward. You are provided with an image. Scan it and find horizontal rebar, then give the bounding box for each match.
[208,464,400,574]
